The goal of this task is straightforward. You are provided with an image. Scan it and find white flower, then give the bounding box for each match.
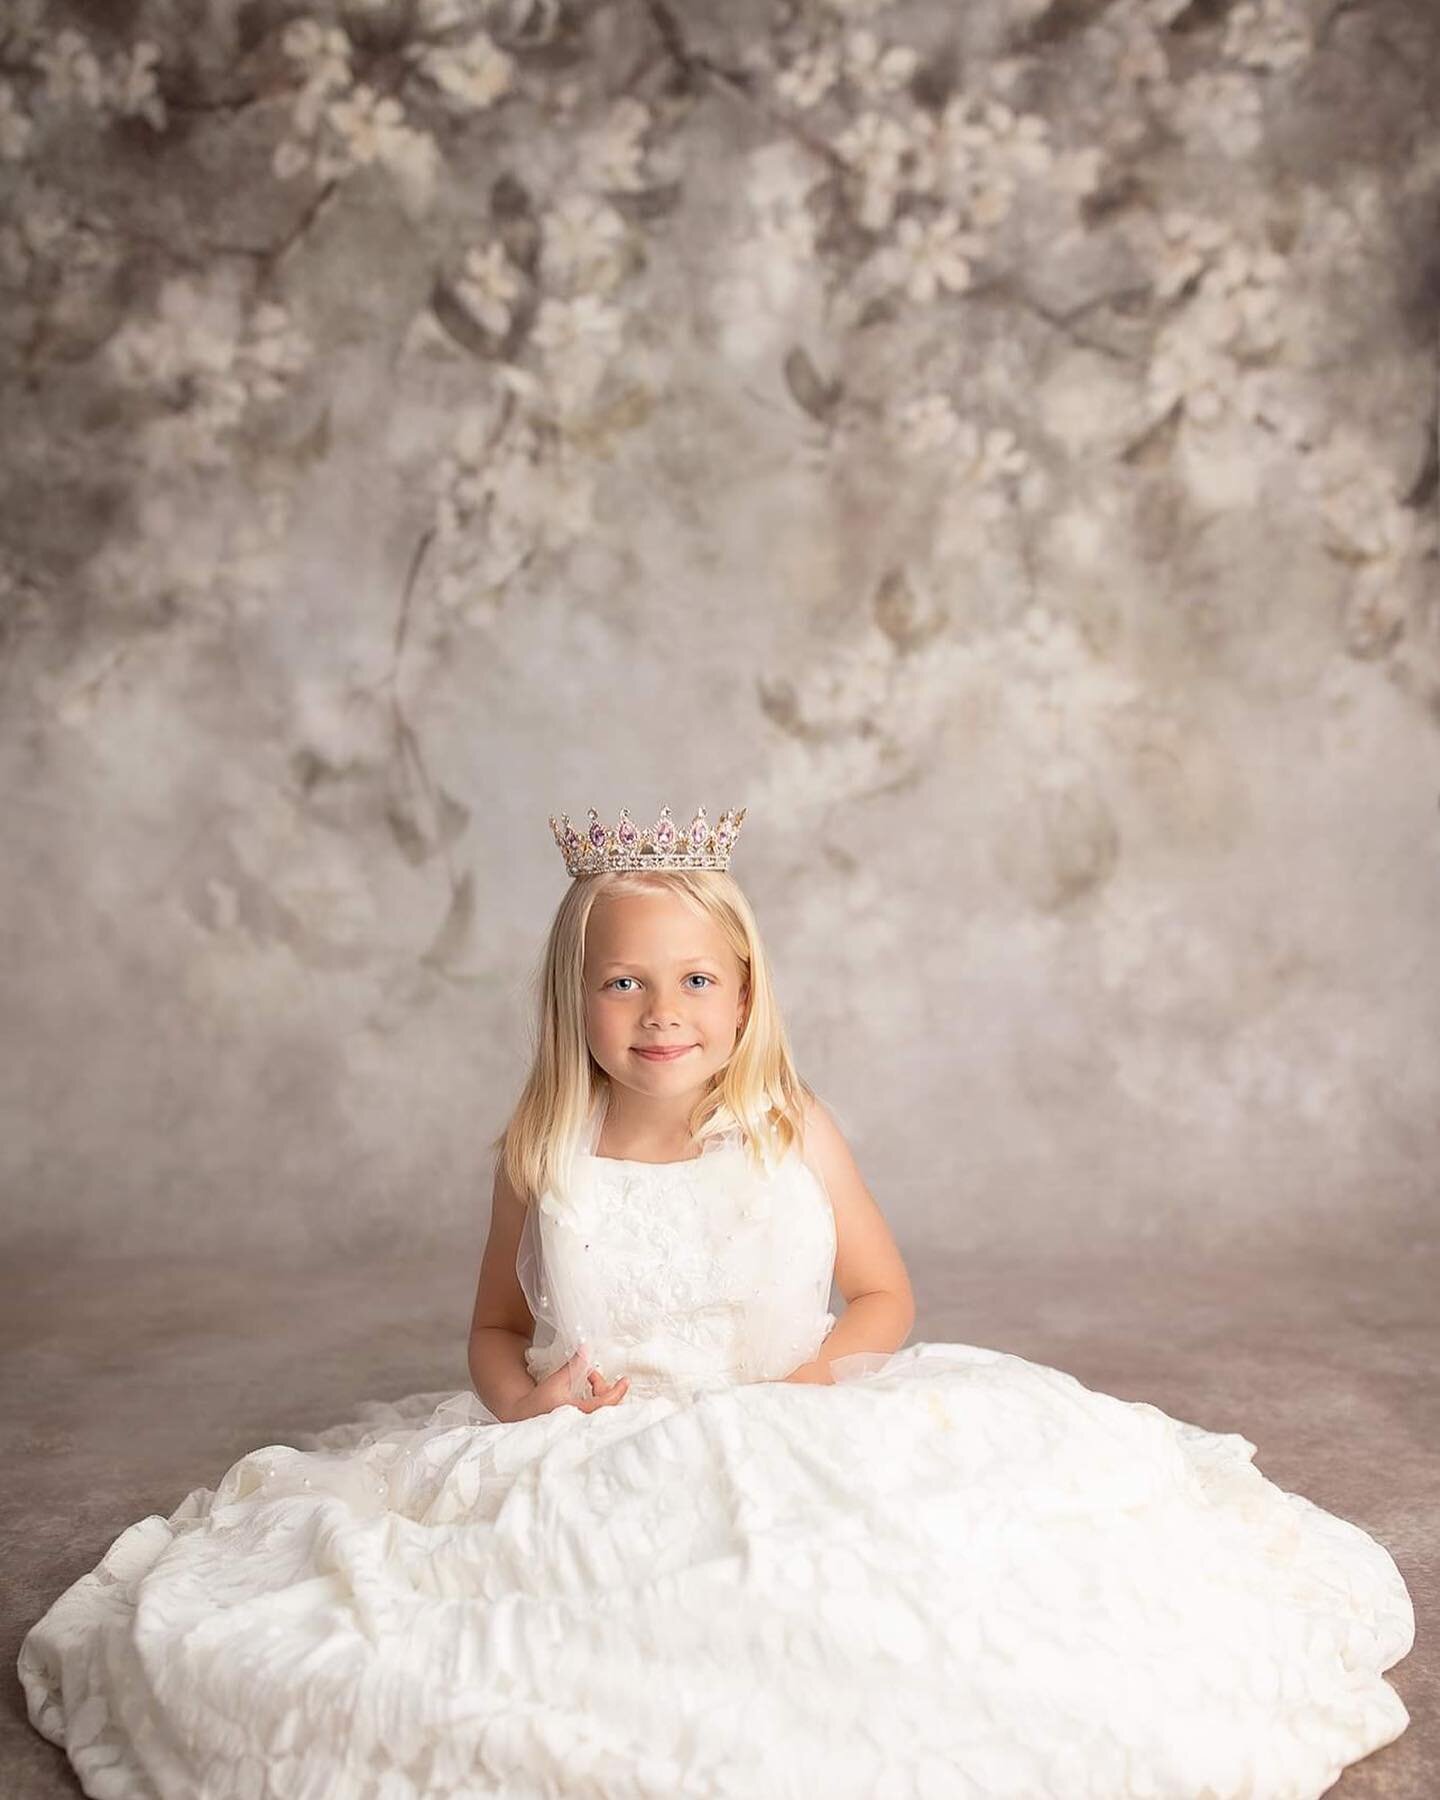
[1191,239,1287,353]
[539,192,628,292]
[1145,208,1232,303]
[1318,462,1426,565]
[1146,320,1235,426]
[530,294,624,412]
[35,28,105,109]
[1222,0,1313,72]
[532,292,624,362]
[456,239,522,334]
[968,423,1029,485]
[842,29,918,101]
[775,43,840,112]
[925,94,1052,226]
[1111,18,1170,87]
[272,138,312,180]
[416,0,474,29]
[580,96,651,191]
[1174,70,1264,159]
[951,96,1052,178]
[241,301,311,400]
[14,180,72,260]
[0,82,34,161]
[833,109,917,229]
[409,30,515,113]
[1342,565,1409,660]
[834,109,910,184]
[106,40,166,130]
[280,21,352,90]
[888,394,959,455]
[874,211,985,304]
[325,84,417,166]
[108,275,237,389]
[1234,367,1325,449]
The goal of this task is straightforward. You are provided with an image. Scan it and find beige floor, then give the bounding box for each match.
[3,1239,1433,1798]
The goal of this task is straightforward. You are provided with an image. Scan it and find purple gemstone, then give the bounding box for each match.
[589,821,607,849]
[619,820,637,846]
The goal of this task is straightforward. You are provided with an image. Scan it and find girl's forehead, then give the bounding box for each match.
[584,891,733,959]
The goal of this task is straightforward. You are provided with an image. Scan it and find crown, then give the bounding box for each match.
[548,804,747,878]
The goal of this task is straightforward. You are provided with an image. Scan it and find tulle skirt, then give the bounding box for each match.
[18,1340,1414,1800]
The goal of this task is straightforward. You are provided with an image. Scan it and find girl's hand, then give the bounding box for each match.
[509,1346,630,1420]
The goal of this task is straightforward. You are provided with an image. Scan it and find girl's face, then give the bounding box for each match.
[582,889,749,1099]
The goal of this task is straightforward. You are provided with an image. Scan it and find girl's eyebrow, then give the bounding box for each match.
[597,956,719,971]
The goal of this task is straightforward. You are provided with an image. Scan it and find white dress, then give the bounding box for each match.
[18,1105,1415,1800]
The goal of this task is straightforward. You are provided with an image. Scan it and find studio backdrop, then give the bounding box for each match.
[1,0,1436,1265]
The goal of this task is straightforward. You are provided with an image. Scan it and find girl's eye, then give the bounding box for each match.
[605,975,713,992]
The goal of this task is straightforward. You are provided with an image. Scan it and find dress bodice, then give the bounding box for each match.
[517,1098,838,1402]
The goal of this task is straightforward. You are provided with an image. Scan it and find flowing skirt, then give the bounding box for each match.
[18,1340,1414,1800]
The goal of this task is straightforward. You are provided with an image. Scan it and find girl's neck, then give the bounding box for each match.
[593,1084,707,1162]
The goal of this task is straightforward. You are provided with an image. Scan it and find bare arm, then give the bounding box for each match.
[787,1095,917,1384]
[467,1159,544,1423]
[467,1158,630,1422]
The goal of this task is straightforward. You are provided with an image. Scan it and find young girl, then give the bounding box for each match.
[19,802,1414,1800]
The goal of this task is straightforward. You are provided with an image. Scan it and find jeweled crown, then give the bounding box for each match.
[548,804,747,878]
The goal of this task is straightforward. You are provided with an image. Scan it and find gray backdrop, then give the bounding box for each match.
[2,0,1437,1265]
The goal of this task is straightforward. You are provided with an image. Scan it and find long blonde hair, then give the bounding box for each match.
[491,868,813,1206]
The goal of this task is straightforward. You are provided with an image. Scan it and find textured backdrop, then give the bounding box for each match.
[1,0,1437,1263]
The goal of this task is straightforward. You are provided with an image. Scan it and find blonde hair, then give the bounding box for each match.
[491,868,813,1207]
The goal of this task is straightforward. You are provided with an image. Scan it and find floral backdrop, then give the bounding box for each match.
[2,0,1437,1261]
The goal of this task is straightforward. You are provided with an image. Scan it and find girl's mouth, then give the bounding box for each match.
[631,1046,696,1061]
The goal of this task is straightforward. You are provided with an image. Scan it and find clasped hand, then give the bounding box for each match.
[508,1347,831,1419]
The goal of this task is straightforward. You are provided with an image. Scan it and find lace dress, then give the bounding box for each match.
[17,1105,1415,1800]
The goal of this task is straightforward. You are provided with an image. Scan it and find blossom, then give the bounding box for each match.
[1146,321,1235,426]
[0,82,34,161]
[107,40,166,130]
[842,29,919,102]
[34,28,105,109]
[580,97,651,192]
[326,85,409,165]
[455,240,523,335]
[539,193,628,293]
[1222,0,1313,72]
[1145,209,1233,303]
[408,30,515,113]
[1174,70,1264,159]
[887,394,960,456]
[873,211,985,304]
[832,109,915,229]
[532,293,624,362]
[280,21,352,91]
[775,43,840,112]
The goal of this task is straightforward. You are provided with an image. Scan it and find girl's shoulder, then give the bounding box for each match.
[794,1091,849,1185]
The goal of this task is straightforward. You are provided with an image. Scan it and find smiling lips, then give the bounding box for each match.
[631,1045,696,1060]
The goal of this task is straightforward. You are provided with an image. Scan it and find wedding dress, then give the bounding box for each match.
[18,1100,1414,1799]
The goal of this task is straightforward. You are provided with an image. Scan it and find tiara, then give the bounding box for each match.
[548,804,747,877]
